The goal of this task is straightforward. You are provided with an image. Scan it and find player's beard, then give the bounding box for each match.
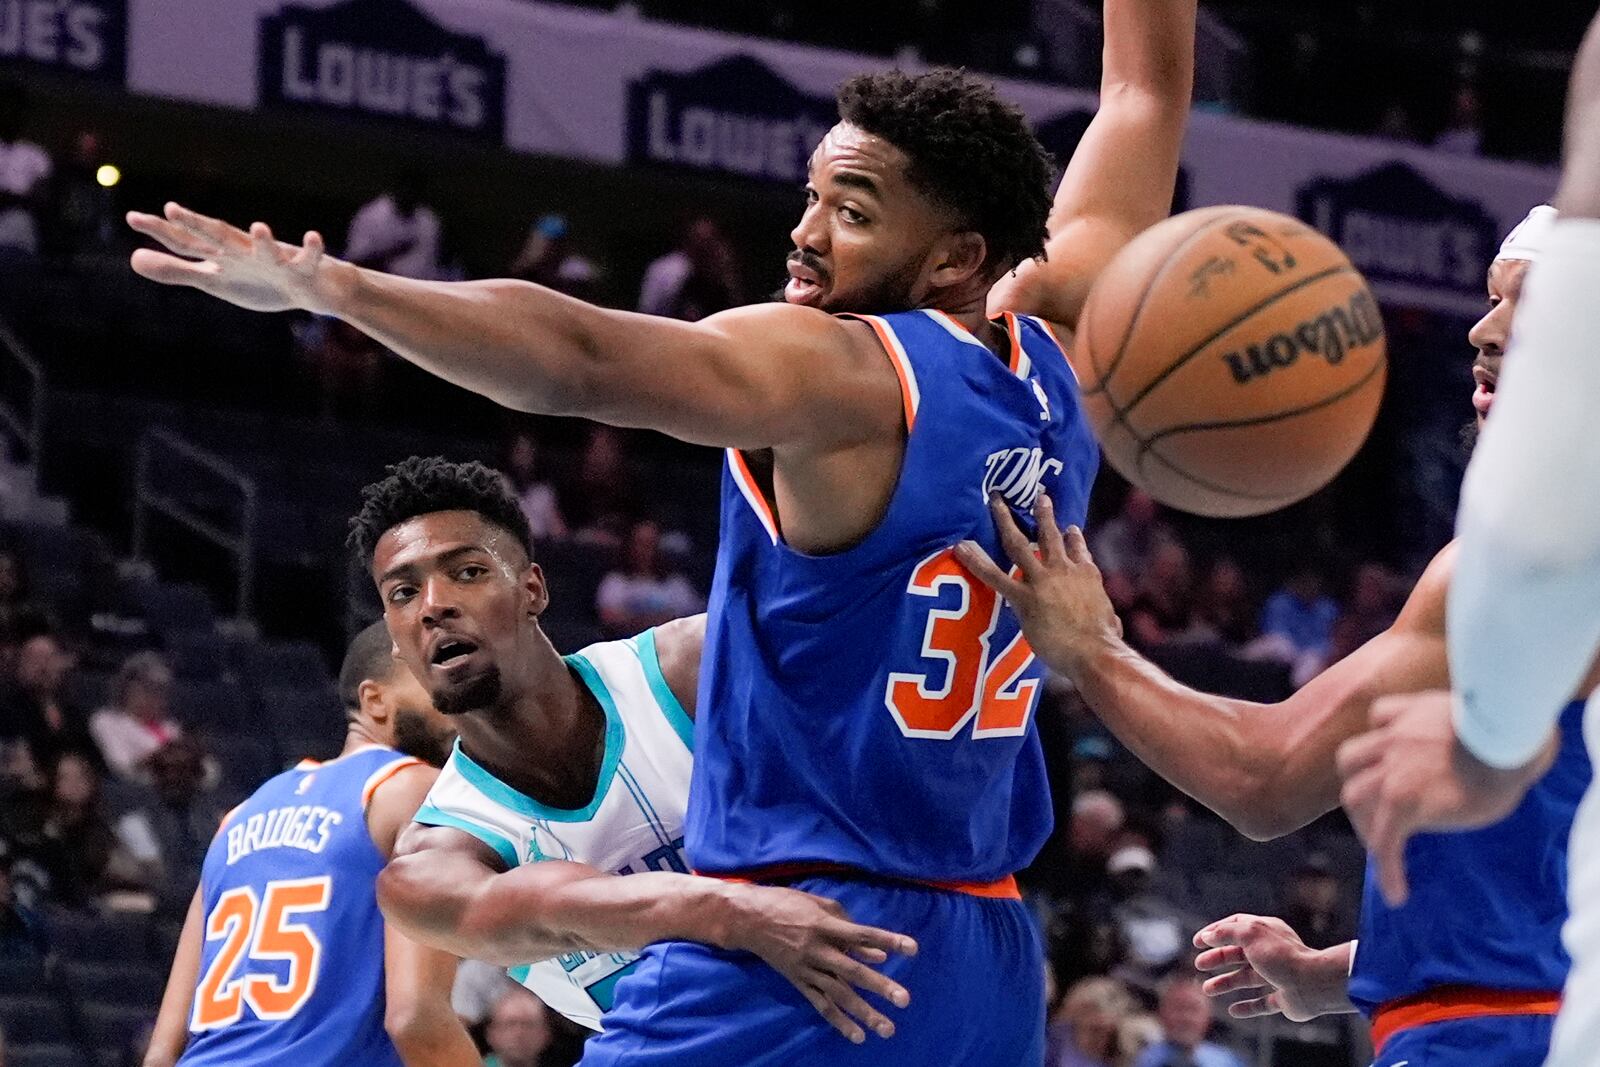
[392,708,455,767]
[431,667,503,717]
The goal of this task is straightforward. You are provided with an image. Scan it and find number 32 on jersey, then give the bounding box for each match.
[886,546,1040,740]
[192,876,331,1031]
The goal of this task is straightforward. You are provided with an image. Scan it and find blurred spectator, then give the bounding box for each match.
[0,81,50,257]
[0,861,43,957]
[1258,564,1338,686]
[484,988,554,1067]
[0,548,46,668]
[2,633,103,772]
[1191,558,1255,647]
[1127,539,1199,651]
[115,738,226,910]
[1279,854,1357,950]
[1104,845,1190,988]
[563,426,640,546]
[1374,101,1418,143]
[1065,790,1126,906]
[1328,562,1401,664]
[1133,976,1246,1067]
[1435,83,1484,156]
[344,173,442,279]
[90,651,182,784]
[596,520,703,637]
[502,431,568,542]
[48,130,119,256]
[1116,1014,1164,1067]
[637,217,742,320]
[299,318,385,422]
[1091,489,1175,611]
[510,213,603,302]
[453,956,517,1035]
[36,752,152,910]
[1047,976,1136,1067]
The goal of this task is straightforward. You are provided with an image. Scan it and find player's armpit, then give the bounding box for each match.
[143,889,204,1067]
[987,0,1195,332]
[382,924,481,1067]
[653,613,707,720]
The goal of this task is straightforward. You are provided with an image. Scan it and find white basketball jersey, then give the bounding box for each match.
[413,629,693,1030]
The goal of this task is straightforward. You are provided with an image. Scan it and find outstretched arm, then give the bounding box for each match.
[378,825,915,1044]
[988,0,1196,332]
[956,496,1452,841]
[125,206,899,452]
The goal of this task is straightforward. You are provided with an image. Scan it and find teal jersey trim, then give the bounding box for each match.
[636,628,694,752]
[413,802,519,868]
[448,655,624,823]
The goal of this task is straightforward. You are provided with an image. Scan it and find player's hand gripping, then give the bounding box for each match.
[954,493,1122,675]
[1336,690,1555,907]
[126,203,352,315]
[1193,914,1355,1022]
[715,882,918,1045]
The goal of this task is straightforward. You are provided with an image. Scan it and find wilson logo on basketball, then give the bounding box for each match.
[1220,289,1382,386]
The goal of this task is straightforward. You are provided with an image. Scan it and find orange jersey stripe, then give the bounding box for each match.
[701,863,1021,902]
[728,448,780,544]
[361,757,425,810]
[856,315,919,431]
[1370,987,1561,1053]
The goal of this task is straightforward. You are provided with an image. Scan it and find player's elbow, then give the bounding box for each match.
[1215,759,1302,841]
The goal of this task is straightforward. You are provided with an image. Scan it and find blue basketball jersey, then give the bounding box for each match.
[688,309,1099,882]
[179,745,423,1067]
[1348,699,1592,1013]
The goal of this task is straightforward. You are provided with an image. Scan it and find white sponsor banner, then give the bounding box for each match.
[124,0,1556,311]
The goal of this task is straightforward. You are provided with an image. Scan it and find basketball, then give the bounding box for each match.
[1075,206,1387,518]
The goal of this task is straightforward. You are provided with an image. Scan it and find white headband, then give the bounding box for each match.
[1497,205,1559,263]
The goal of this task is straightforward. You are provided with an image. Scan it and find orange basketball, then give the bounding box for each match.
[1075,206,1387,518]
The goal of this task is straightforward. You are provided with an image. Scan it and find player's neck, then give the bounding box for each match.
[339,721,387,757]
[453,649,608,809]
[932,292,1010,362]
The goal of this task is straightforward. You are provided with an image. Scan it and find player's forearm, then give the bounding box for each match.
[388,1007,484,1067]
[1450,219,1600,768]
[326,264,638,419]
[1067,638,1301,839]
[380,852,732,966]
[459,865,736,965]
[1302,942,1359,1018]
[1557,9,1600,219]
[1048,0,1194,237]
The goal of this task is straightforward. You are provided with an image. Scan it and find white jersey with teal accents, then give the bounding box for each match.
[412,628,693,1030]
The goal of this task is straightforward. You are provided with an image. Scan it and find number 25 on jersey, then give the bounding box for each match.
[192,877,331,1031]
[886,546,1040,740]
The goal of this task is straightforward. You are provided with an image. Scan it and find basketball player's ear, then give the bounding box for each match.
[521,562,550,618]
[358,678,391,726]
[928,230,989,290]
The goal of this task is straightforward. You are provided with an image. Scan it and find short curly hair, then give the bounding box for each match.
[347,456,534,567]
[836,68,1054,276]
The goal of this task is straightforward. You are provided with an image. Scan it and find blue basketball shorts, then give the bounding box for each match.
[579,874,1045,1066]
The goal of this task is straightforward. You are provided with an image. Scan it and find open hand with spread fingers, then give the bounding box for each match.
[953,492,1123,677]
[126,202,354,315]
[1192,914,1356,1023]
